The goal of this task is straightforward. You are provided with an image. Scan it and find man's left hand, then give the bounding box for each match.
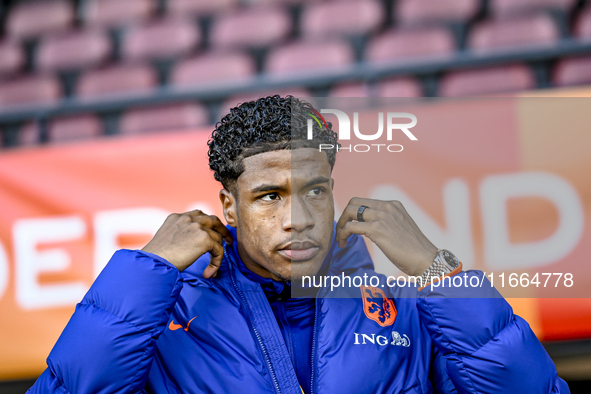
[336,197,437,277]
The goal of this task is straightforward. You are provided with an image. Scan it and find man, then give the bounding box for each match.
[29,96,569,393]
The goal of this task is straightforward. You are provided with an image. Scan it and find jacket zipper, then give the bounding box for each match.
[310,245,348,394]
[310,296,318,394]
[225,249,282,394]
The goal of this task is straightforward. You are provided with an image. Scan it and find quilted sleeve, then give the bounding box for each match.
[418,270,570,394]
[27,249,183,394]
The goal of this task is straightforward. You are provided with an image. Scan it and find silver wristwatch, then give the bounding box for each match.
[420,249,460,285]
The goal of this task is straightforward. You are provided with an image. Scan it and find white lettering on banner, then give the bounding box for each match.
[14,216,87,310]
[370,179,474,275]
[185,202,216,216]
[1,171,584,311]
[93,207,169,278]
[0,240,9,302]
[480,171,584,270]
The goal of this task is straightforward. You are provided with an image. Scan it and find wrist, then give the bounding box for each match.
[419,249,461,284]
[140,246,180,270]
[413,246,438,277]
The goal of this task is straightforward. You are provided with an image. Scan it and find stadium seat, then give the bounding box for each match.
[17,122,41,146]
[328,80,430,99]
[122,17,201,61]
[170,52,256,87]
[77,63,158,98]
[167,0,239,16]
[378,77,423,97]
[15,115,102,145]
[468,14,560,52]
[36,29,112,72]
[395,0,480,26]
[0,75,61,107]
[574,7,591,39]
[329,82,371,97]
[266,40,355,75]
[553,56,591,86]
[301,0,384,38]
[83,0,157,27]
[439,64,536,96]
[249,0,319,4]
[120,103,209,134]
[6,0,74,39]
[490,0,576,18]
[366,27,456,63]
[210,7,292,49]
[0,40,25,76]
[48,114,103,142]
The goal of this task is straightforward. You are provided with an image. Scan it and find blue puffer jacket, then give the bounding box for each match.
[29,230,569,394]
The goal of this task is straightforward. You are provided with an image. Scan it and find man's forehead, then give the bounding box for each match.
[238,149,331,186]
[243,149,329,169]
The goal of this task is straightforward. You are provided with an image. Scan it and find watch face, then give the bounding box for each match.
[442,250,460,269]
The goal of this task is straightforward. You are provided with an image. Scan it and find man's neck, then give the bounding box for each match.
[237,242,286,282]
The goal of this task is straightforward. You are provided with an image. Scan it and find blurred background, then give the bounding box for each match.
[1,0,591,392]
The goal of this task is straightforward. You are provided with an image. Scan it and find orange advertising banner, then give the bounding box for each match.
[0,94,590,380]
[0,131,222,380]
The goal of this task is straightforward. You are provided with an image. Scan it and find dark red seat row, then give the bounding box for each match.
[5,0,242,39]
[5,5,589,78]
[9,52,591,147]
[15,102,209,145]
[0,0,590,82]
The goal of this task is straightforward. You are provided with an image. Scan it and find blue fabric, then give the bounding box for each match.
[231,238,315,394]
[28,226,570,394]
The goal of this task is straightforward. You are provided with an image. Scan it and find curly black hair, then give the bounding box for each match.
[208,95,339,191]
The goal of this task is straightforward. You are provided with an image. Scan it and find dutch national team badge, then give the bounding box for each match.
[360,286,397,327]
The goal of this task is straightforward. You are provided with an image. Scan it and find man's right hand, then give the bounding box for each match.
[141,210,234,277]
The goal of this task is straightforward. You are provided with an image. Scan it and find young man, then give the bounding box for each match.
[29,96,568,393]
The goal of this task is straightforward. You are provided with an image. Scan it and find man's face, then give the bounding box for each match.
[221,148,335,281]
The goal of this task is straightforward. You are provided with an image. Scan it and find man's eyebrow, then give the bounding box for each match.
[249,176,330,194]
[303,176,331,189]
[250,184,287,194]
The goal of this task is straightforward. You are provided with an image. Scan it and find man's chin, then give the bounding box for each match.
[288,259,325,281]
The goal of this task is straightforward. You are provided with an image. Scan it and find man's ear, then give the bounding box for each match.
[219,189,237,228]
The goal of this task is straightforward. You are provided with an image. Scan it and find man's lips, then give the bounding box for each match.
[278,241,320,261]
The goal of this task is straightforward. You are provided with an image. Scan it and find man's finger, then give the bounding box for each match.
[207,215,234,244]
[186,211,233,244]
[202,239,224,279]
[336,221,373,248]
[202,226,223,246]
[336,203,380,233]
[201,215,233,244]
[347,197,385,211]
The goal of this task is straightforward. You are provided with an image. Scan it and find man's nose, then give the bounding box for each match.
[283,195,314,232]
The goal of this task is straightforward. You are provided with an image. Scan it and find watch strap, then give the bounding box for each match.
[419,249,460,287]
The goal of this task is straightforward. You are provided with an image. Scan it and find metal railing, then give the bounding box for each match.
[1,38,591,145]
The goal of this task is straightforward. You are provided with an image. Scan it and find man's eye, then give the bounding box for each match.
[307,187,324,196]
[260,193,280,201]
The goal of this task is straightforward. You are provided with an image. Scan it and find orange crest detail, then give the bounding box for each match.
[360,286,397,327]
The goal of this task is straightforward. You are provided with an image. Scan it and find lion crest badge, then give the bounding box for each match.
[360,286,397,327]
